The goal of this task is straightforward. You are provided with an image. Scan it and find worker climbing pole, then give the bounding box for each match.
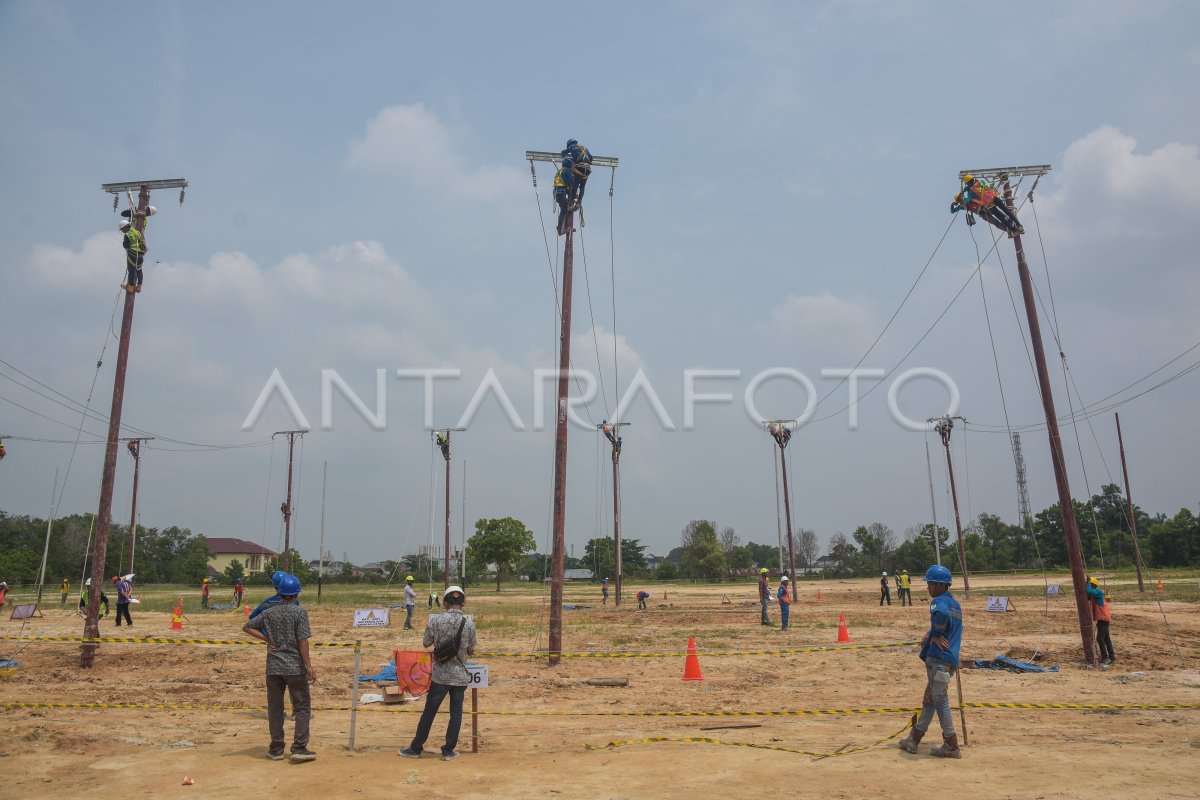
[83,178,187,668]
[955,164,1095,664]
[951,174,1024,237]
[765,420,798,601]
[525,142,618,665]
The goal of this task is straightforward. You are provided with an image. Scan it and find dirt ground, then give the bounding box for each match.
[1,574,1198,799]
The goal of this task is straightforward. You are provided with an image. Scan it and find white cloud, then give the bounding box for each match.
[761,291,876,349]
[29,232,124,290]
[344,103,524,202]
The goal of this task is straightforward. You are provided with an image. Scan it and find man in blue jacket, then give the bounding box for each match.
[249,570,297,622]
[898,564,963,758]
[560,139,593,208]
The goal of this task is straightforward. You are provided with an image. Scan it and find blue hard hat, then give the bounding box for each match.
[567,139,578,147]
[278,574,302,596]
[923,565,953,585]
[271,570,287,589]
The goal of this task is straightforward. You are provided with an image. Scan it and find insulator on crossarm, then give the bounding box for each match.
[179,187,186,206]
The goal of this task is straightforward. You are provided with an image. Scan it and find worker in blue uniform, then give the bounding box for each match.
[898,564,964,758]
[560,139,593,208]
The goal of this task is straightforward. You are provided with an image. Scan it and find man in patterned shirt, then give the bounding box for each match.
[399,585,477,761]
[243,574,317,763]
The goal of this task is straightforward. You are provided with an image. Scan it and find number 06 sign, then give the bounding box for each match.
[466,663,489,688]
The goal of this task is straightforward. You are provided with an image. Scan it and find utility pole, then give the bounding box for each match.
[599,421,630,606]
[461,459,467,587]
[124,437,152,575]
[527,147,619,664]
[318,460,327,601]
[960,165,1094,663]
[82,178,186,668]
[924,439,942,565]
[930,416,971,597]
[1114,413,1146,592]
[765,420,798,601]
[432,428,465,588]
[275,430,305,572]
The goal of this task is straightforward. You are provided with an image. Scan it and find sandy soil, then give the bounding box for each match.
[1,575,1198,800]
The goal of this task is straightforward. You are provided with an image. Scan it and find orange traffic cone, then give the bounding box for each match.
[836,613,853,643]
[244,603,251,617]
[171,603,184,631]
[1155,579,1164,592]
[816,589,823,602]
[682,636,704,681]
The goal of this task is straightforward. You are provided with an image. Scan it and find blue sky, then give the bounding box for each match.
[1,1,1198,566]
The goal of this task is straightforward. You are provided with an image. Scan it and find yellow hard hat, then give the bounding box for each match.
[405,575,414,581]
[902,569,908,573]
[962,174,975,183]
[759,568,768,574]
[1088,576,1098,586]
[203,578,210,583]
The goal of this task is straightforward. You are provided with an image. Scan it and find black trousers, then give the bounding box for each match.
[115,602,132,626]
[408,681,465,756]
[1096,621,1115,661]
[126,253,144,286]
[880,589,891,606]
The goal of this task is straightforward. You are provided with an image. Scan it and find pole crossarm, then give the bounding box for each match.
[526,150,619,169]
[957,165,1051,181]
[101,179,189,193]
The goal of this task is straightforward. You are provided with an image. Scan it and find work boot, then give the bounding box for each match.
[898,729,924,754]
[121,283,134,293]
[930,734,962,758]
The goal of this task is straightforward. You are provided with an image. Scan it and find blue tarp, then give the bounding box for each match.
[973,655,1059,673]
[359,662,398,682]
[0,659,20,669]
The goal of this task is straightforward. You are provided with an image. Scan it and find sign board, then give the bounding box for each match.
[1047,584,1061,596]
[353,608,390,627]
[466,662,489,689]
[9,603,40,620]
[985,596,1010,613]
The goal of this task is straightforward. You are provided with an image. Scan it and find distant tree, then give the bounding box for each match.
[825,532,859,578]
[584,537,616,580]
[654,561,678,580]
[467,517,537,591]
[726,544,753,572]
[222,558,246,584]
[680,520,727,580]
[797,529,819,571]
[853,523,897,575]
[746,541,778,570]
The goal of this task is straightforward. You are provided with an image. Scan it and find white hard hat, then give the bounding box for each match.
[882,572,888,576]
[146,205,157,216]
[781,575,789,582]
[118,220,131,230]
[86,578,92,586]
[443,584,465,601]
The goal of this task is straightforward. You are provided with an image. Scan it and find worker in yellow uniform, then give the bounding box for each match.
[898,569,912,606]
[60,577,70,605]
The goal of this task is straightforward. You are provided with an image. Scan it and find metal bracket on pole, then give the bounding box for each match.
[101,179,189,193]
[526,150,619,169]
[957,165,1051,182]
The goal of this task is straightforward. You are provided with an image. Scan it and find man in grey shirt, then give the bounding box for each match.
[403,575,417,630]
[243,574,317,763]
[399,584,477,761]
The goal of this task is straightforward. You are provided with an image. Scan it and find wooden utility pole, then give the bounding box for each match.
[765,421,798,601]
[527,147,618,664]
[82,178,186,668]
[125,437,152,575]
[1114,413,1145,592]
[930,416,971,597]
[275,430,305,572]
[600,421,630,606]
[433,428,465,588]
[960,165,1093,663]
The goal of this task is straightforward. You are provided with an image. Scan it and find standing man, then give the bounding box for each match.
[119,219,146,293]
[777,576,791,630]
[399,585,477,761]
[234,578,245,608]
[898,565,964,758]
[60,578,70,605]
[114,575,133,627]
[758,568,772,626]
[201,578,210,609]
[403,575,417,630]
[601,577,609,606]
[243,574,317,763]
[1086,577,1115,665]
[880,572,892,606]
[898,570,912,607]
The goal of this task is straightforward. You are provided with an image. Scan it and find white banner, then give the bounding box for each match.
[985,596,1009,613]
[353,608,390,627]
[466,662,489,689]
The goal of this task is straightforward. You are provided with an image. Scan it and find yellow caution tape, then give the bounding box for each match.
[584,714,916,756]
[0,635,356,648]
[5,701,1194,716]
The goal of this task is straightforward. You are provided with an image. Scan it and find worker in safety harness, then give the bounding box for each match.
[898,569,913,606]
[119,218,147,293]
[1086,576,1115,665]
[554,158,574,236]
[952,175,1024,236]
[560,139,593,208]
